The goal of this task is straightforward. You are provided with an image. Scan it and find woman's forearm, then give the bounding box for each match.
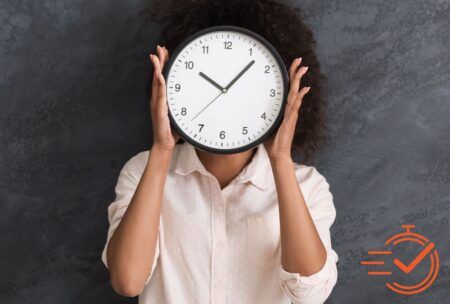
[270,156,327,276]
[106,146,172,295]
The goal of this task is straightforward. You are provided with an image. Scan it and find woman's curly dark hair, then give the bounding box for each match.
[148,0,327,162]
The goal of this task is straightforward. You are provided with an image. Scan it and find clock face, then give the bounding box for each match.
[164,26,288,154]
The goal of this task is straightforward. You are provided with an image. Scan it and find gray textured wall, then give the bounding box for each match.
[1,0,449,303]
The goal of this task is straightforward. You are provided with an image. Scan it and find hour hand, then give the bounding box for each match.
[199,72,226,93]
[224,60,255,91]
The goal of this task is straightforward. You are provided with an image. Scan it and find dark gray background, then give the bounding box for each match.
[1,0,449,303]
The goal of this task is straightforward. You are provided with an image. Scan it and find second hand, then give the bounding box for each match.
[190,91,224,121]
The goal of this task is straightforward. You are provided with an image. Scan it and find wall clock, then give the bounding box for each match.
[163,25,289,154]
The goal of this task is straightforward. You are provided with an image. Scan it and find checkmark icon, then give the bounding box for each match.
[362,225,440,295]
[393,242,435,274]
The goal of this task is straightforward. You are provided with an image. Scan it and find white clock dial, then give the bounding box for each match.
[165,26,288,153]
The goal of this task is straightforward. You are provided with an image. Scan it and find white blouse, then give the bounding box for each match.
[102,141,338,304]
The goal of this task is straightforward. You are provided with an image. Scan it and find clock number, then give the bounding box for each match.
[219,130,226,139]
[224,41,232,50]
[270,89,276,97]
[181,107,187,116]
[198,124,204,132]
[261,112,266,120]
[249,48,253,56]
[175,83,181,92]
[265,65,270,73]
[185,61,194,69]
[242,126,248,135]
[202,45,209,54]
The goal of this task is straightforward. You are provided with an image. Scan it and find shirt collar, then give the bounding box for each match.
[173,142,271,190]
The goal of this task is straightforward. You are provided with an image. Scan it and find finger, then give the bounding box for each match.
[289,65,308,98]
[152,51,163,75]
[157,71,166,100]
[289,57,302,81]
[171,128,181,142]
[281,105,298,132]
[161,46,169,72]
[149,54,160,110]
[293,86,310,112]
[156,45,166,71]
[154,72,168,119]
[152,58,165,116]
[283,97,295,120]
[163,46,169,63]
[157,45,170,72]
[150,54,159,90]
[284,96,301,126]
[284,86,310,126]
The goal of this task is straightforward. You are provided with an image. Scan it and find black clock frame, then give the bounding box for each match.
[162,25,289,154]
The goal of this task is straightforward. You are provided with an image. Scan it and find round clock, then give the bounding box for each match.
[163,25,289,154]
[385,225,439,295]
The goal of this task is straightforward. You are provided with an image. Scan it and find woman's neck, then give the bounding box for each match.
[195,147,257,189]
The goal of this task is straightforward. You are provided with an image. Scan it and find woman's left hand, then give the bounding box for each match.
[264,57,310,161]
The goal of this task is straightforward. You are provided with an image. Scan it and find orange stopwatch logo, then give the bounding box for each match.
[361,224,439,295]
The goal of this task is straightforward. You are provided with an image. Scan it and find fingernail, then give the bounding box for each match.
[304,66,309,72]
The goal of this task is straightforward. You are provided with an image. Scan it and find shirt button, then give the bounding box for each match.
[216,205,224,212]
[217,241,225,249]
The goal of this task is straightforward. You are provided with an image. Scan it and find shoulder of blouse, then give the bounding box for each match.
[118,150,150,177]
[119,143,186,177]
[292,163,333,205]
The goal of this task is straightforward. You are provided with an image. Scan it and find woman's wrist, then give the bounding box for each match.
[269,155,295,177]
[147,145,174,172]
[269,155,293,167]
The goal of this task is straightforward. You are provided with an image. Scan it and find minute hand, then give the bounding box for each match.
[224,60,255,91]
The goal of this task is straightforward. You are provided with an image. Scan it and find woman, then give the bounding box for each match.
[101,0,338,303]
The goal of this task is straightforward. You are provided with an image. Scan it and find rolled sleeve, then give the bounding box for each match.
[101,151,160,284]
[278,250,338,304]
[278,167,338,304]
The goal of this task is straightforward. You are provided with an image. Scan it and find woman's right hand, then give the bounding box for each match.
[149,45,180,152]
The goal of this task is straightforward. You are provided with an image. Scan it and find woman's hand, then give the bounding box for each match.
[149,45,180,152]
[264,57,310,161]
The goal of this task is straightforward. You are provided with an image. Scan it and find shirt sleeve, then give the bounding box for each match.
[278,167,338,304]
[101,151,160,285]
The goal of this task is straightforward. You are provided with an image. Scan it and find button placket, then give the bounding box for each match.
[210,179,227,304]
